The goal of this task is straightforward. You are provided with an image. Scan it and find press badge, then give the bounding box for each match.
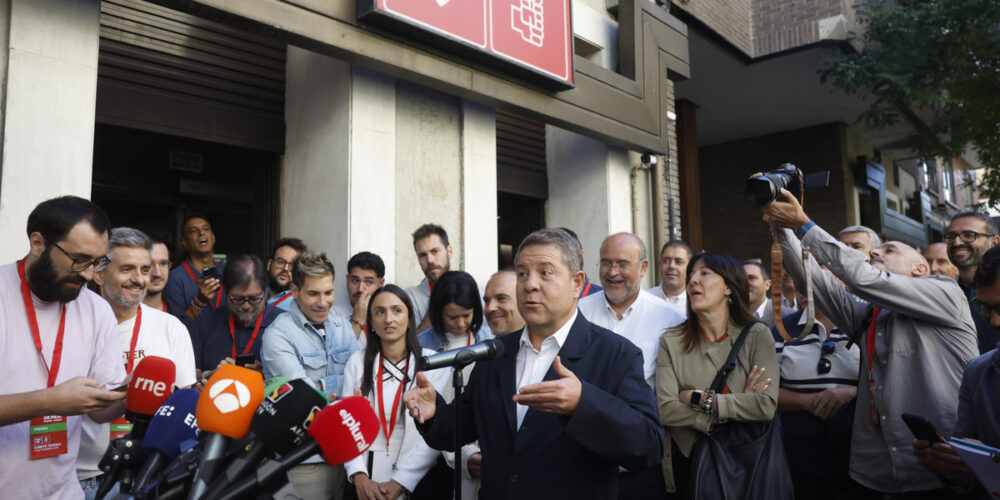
[110,416,132,440]
[29,415,68,459]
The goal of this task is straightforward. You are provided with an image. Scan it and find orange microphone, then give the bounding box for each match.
[189,365,264,500]
[215,396,379,500]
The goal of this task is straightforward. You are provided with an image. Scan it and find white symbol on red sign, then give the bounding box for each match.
[511,0,544,47]
[435,0,450,6]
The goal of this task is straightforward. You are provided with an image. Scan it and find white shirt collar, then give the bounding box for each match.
[754,298,770,319]
[603,291,642,319]
[518,310,577,352]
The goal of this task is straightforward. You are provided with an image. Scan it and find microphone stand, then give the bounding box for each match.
[451,348,477,500]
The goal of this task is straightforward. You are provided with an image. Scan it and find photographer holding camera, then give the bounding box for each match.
[755,171,978,499]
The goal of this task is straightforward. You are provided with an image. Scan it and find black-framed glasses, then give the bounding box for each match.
[272,258,293,270]
[51,242,110,272]
[228,292,265,306]
[817,340,836,375]
[973,298,1000,317]
[944,231,995,243]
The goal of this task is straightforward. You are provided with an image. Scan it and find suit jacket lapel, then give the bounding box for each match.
[498,333,520,435]
[522,312,591,426]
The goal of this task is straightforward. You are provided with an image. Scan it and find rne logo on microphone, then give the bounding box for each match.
[208,379,252,414]
[134,376,168,397]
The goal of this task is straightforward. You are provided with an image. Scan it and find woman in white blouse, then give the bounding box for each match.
[343,285,449,500]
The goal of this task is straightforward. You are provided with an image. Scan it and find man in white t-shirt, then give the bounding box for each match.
[647,240,691,315]
[77,227,197,498]
[0,196,127,499]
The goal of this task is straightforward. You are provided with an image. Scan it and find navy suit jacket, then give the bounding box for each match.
[417,312,664,500]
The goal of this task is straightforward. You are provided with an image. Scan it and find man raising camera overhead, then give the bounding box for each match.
[758,179,978,498]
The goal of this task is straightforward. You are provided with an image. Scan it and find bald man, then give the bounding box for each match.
[482,270,524,336]
[577,232,684,500]
[762,187,978,497]
[924,242,959,279]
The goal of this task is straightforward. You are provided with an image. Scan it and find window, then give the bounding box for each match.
[943,161,955,203]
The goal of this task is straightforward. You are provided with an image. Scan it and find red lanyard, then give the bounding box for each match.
[582,281,592,297]
[183,261,223,308]
[228,310,264,359]
[160,298,168,312]
[377,355,409,448]
[272,291,293,306]
[18,259,66,388]
[867,307,882,426]
[125,306,143,374]
[466,330,473,346]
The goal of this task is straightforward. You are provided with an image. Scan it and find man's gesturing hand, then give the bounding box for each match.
[513,356,581,415]
[403,372,437,424]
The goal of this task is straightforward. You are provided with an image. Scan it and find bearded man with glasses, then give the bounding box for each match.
[265,237,308,311]
[191,254,282,378]
[945,212,1000,354]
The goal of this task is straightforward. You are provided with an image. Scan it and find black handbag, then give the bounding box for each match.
[688,325,794,500]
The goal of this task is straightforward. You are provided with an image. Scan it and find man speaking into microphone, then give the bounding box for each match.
[404,228,664,499]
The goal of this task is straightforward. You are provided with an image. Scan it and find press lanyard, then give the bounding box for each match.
[466,330,473,346]
[183,261,223,308]
[271,291,293,306]
[377,355,409,451]
[18,259,66,388]
[229,310,264,359]
[582,281,592,297]
[125,306,143,374]
[160,298,168,312]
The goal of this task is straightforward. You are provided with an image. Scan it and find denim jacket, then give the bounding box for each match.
[261,304,360,397]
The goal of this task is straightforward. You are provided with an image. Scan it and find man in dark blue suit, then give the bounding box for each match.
[404,228,664,499]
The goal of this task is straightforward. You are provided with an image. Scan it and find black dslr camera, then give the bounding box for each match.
[745,163,828,208]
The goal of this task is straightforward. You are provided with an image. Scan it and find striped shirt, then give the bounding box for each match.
[772,309,859,392]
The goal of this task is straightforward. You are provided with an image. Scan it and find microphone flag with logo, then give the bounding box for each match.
[310,396,379,466]
[195,364,264,438]
[132,388,200,492]
[253,378,328,454]
[126,356,176,420]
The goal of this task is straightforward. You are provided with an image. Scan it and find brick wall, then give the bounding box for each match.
[664,79,682,240]
[698,123,849,261]
[671,0,754,57]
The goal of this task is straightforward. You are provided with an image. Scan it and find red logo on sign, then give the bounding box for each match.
[381,0,488,48]
[489,0,572,82]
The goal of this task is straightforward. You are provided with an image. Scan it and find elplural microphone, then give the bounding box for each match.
[201,378,327,499]
[125,355,177,439]
[188,364,264,500]
[422,339,505,370]
[215,396,379,500]
[132,389,200,492]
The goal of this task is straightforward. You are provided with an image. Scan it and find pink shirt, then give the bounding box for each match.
[0,261,126,499]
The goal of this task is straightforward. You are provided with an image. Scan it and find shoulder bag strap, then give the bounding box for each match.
[709,324,755,393]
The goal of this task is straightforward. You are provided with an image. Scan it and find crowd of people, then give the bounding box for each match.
[0,193,998,500]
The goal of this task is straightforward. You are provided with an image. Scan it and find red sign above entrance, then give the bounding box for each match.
[362,0,574,89]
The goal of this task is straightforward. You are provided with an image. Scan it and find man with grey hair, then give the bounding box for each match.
[262,252,359,499]
[405,227,664,499]
[578,232,683,499]
[78,227,197,498]
[838,225,881,258]
[946,211,1000,353]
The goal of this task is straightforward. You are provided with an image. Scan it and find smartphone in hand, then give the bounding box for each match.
[902,413,944,443]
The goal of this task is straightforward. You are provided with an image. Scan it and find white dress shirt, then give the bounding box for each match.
[515,311,577,429]
[647,285,687,314]
[579,290,685,388]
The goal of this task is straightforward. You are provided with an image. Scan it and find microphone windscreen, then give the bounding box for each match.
[126,356,177,416]
[141,388,200,458]
[263,377,291,395]
[309,396,379,465]
[196,364,265,438]
[251,378,328,454]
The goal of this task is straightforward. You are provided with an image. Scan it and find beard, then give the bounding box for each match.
[268,274,290,294]
[231,305,263,326]
[27,248,86,303]
[105,283,146,309]
[949,244,984,271]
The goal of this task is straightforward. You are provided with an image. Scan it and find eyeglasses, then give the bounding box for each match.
[228,292,265,306]
[599,260,635,272]
[944,231,995,243]
[973,298,1000,317]
[817,340,836,375]
[51,242,110,272]
[272,258,293,270]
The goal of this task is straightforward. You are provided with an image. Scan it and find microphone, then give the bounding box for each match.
[422,339,505,370]
[131,389,200,492]
[125,356,177,439]
[215,396,379,500]
[95,356,177,499]
[188,364,264,500]
[201,378,327,499]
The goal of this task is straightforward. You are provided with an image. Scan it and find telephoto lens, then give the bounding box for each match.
[745,163,800,208]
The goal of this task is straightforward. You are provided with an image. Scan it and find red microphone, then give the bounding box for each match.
[215,396,379,500]
[125,356,176,438]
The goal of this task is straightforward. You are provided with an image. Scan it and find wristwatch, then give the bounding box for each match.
[690,390,703,407]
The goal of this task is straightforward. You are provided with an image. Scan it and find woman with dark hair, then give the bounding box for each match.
[654,253,780,497]
[416,270,493,500]
[343,285,449,500]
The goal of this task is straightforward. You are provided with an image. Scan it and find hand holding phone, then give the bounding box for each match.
[902,413,944,443]
[235,354,255,367]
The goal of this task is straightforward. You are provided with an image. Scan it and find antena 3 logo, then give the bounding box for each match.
[208,379,252,414]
